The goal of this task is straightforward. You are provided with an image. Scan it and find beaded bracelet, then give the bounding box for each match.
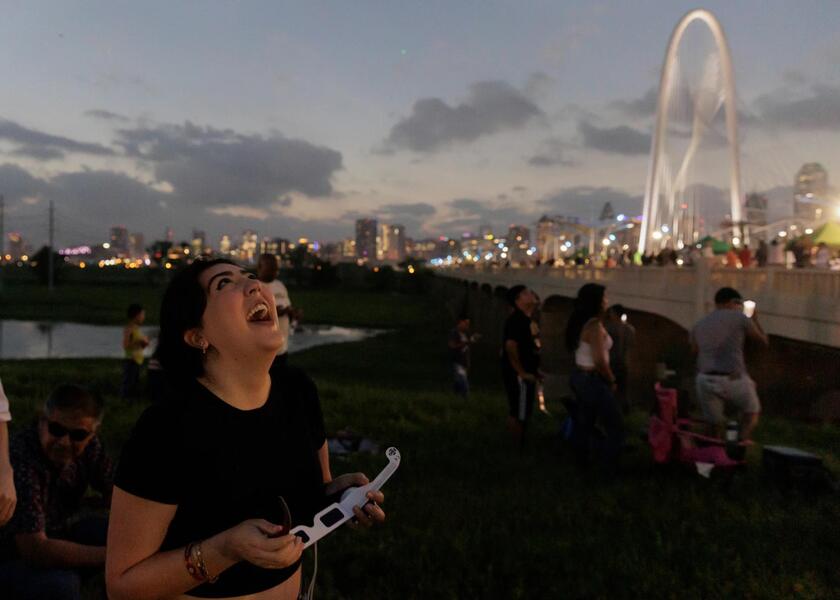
[184,542,203,582]
[184,541,219,584]
[194,541,219,584]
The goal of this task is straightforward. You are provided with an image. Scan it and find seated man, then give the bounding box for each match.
[0,384,113,600]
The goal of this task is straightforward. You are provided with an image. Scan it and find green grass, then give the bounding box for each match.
[1,285,839,598]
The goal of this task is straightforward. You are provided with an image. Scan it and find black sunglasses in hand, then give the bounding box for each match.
[46,420,94,442]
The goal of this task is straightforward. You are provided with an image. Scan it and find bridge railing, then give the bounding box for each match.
[448,264,840,347]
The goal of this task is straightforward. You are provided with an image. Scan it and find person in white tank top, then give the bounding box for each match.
[565,283,624,472]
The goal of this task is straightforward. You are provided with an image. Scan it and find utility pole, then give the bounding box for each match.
[48,200,54,292]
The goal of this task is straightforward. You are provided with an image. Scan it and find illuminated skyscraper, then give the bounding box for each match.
[110,226,129,256]
[129,233,145,258]
[793,163,829,221]
[241,230,258,263]
[220,234,232,255]
[191,230,206,257]
[355,218,377,260]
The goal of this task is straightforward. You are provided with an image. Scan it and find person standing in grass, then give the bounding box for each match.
[500,285,542,449]
[0,378,16,527]
[121,304,149,400]
[106,258,386,600]
[691,287,768,441]
[604,305,635,413]
[0,384,112,599]
[448,315,477,399]
[566,284,623,473]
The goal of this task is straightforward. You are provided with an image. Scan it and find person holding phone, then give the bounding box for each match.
[690,287,768,441]
[106,259,385,600]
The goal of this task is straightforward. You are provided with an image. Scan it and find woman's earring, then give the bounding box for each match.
[201,342,208,355]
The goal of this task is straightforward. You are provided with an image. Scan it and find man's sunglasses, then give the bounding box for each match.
[46,420,93,442]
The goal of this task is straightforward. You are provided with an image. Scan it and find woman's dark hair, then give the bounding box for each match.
[127,303,144,319]
[564,283,606,352]
[156,258,238,384]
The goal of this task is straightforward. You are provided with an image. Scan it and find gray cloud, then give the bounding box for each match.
[578,121,650,155]
[0,118,115,160]
[754,84,840,130]
[378,202,436,218]
[610,87,658,118]
[85,109,131,122]
[438,196,539,236]
[11,146,66,161]
[382,81,543,153]
[528,137,576,167]
[0,161,354,248]
[540,186,643,218]
[115,121,343,206]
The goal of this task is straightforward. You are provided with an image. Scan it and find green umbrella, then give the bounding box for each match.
[698,235,730,254]
[810,222,840,248]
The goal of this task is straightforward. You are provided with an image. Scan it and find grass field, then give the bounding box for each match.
[1,283,839,599]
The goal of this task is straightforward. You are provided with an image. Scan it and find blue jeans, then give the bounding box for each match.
[569,369,624,470]
[0,515,107,600]
[120,359,142,399]
[453,364,469,398]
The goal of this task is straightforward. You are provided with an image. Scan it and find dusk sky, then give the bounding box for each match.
[1,1,839,249]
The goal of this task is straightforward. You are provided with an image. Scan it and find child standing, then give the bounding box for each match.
[121,303,149,400]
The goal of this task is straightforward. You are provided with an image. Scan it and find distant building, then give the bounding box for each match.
[110,226,129,256]
[129,232,145,259]
[535,216,583,262]
[506,225,531,262]
[260,237,289,258]
[355,218,377,260]
[219,234,232,256]
[341,238,356,258]
[191,230,206,257]
[794,163,829,221]
[378,223,406,261]
[744,192,768,228]
[241,230,258,263]
[409,238,437,261]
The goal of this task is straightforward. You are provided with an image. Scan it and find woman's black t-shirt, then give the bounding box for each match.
[114,362,327,598]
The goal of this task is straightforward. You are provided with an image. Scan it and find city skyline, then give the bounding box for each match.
[0,1,838,249]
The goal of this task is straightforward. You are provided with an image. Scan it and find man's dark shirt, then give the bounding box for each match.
[500,309,541,376]
[0,423,113,560]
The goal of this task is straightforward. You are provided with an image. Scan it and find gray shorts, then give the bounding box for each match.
[695,373,761,424]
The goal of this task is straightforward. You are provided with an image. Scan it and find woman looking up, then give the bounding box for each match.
[565,283,624,474]
[106,259,385,600]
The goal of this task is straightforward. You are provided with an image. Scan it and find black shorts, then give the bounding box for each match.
[503,374,536,422]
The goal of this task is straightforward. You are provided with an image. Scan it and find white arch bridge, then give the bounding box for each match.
[449,265,840,348]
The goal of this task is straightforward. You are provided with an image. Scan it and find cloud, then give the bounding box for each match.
[115,121,344,206]
[578,121,650,155]
[0,118,115,160]
[540,186,643,218]
[528,137,576,167]
[610,87,658,118]
[10,146,65,161]
[436,196,539,236]
[754,84,840,130]
[382,81,543,153]
[378,202,436,218]
[85,109,131,123]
